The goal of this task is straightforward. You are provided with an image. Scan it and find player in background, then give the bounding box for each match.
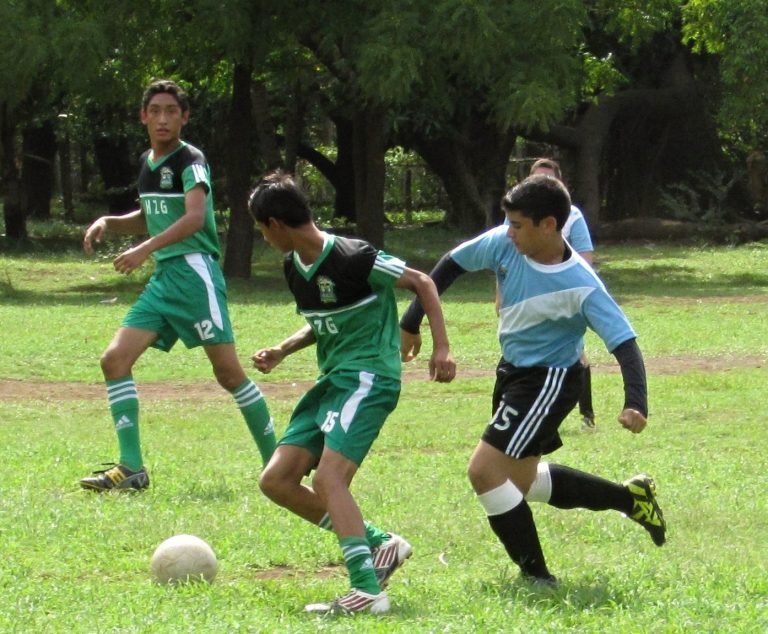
[80,79,276,491]
[496,159,596,428]
[402,174,665,586]
[248,170,455,615]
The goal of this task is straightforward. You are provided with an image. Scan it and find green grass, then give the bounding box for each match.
[1,230,767,632]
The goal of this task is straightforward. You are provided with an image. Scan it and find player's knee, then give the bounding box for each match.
[466,459,489,493]
[212,365,245,392]
[99,347,131,378]
[258,466,283,502]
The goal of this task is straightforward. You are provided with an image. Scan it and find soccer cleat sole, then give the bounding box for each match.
[305,590,390,615]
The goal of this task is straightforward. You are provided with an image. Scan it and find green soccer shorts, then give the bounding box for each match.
[122,253,235,351]
[279,369,401,466]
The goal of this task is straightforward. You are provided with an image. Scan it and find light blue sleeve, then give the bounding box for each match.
[564,206,593,253]
[450,226,507,272]
[583,289,636,352]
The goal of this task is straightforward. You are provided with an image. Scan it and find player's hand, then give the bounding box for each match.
[113,243,151,274]
[400,330,422,362]
[252,347,284,374]
[429,348,456,383]
[83,218,107,255]
[618,408,647,433]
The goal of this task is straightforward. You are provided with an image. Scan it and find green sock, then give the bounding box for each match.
[364,520,390,549]
[318,515,390,549]
[340,536,380,595]
[107,376,142,471]
[232,379,277,466]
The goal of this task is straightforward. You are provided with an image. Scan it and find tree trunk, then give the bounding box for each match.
[283,83,305,174]
[332,116,356,221]
[58,127,75,221]
[352,106,386,247]
[223,61,255,279]
[413,118,516,232]
[535,52,716,227]
[21,120,57,220]
[93,133,137,214]
[252,78,282,170]
[1,103,26,241]
[294,122,356,221]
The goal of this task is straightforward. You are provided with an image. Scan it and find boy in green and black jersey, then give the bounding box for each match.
[80,79,276,492]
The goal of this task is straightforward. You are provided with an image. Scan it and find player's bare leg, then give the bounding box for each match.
[80,327,156,492]
[204,343,276,465]
[468,442,555,583]
[259,444,326,522]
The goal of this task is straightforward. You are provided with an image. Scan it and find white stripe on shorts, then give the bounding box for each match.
[184,253,224,330]
[340,371,375,433]
[505,367,567,457]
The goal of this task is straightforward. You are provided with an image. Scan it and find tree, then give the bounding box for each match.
[683,0,768,150]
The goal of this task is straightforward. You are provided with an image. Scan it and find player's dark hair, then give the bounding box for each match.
[529,158,562,180]
[142,79,190,112]
[248,170,312,228]
[502,174,571,230]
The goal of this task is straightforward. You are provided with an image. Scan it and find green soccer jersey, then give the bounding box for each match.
[284,233,404,380]
[137,141,221,261]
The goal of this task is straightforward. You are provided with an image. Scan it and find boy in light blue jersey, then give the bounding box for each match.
[401,174,666,585]
[497,158,597,427]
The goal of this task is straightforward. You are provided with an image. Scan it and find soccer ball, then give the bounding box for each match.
[150,534,218,585]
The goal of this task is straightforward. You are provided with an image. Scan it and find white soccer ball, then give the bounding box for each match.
[150,534,218,585]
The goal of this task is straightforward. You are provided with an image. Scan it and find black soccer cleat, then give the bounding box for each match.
[624,474,666,546]
[80,463,149,492]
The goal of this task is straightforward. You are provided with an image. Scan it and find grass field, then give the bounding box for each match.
[1,230,767,632]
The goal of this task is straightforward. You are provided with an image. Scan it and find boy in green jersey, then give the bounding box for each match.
[80,79,276,492]
[248,170,456,615]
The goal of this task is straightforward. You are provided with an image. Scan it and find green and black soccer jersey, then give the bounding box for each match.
[285,233,405,380]
[137,141,221,261]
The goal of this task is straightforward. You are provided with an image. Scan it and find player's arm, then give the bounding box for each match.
[113,185,207,274]
[396,267,456,382]
[399,252,468,334]
[610,337,648,433]
[83,209,147,254]
[252,324,316,374]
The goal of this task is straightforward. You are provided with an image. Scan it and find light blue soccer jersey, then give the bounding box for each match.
[450,225,634,367]
[561,205,593,254]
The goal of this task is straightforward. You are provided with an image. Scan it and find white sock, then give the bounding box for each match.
[477,480,524,516]
[525,462,553,504]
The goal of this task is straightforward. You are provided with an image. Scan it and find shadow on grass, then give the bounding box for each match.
[599,263,768,298]
[479,567,632,610]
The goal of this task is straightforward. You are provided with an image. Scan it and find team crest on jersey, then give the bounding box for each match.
[317,276,337,304]
[498,265,508,280]
[159,167,174,189]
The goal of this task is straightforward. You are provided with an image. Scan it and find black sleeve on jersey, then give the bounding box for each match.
[399,253,467,334]
[610,338,648,417]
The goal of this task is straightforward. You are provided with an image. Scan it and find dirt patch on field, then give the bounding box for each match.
[0,355,762,402]
[250,563,342,581]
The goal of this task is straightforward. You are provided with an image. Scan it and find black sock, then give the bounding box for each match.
[579,365,594,418]
[548,464,633,514]
[487,501,552,580]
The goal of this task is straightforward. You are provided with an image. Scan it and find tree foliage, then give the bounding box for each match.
[683,0,768,149]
